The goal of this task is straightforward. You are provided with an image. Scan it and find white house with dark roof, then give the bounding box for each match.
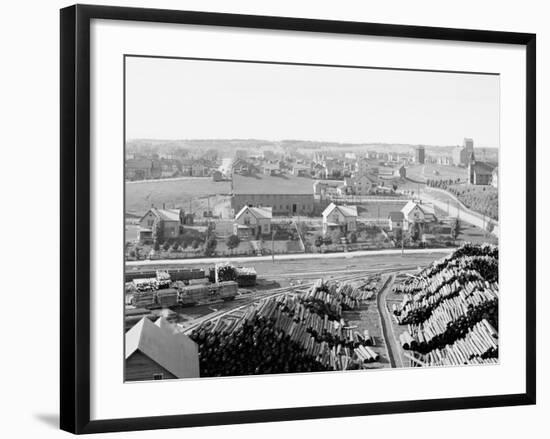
[233,206,273,238]
[344,174,377,195]
[125,317,199,381]
[261,162,280,176]
[401,200,437,230]
[322,203,358,236]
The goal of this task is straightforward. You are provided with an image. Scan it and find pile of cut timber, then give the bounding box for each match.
[156,288,178,307]
[235,266,257,287]
[394,244,499,366]
[417,319,498,366]
[189,277,380,377]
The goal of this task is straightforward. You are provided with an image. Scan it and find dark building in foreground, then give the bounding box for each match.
[231,174,315,216]
[125,317,199,381]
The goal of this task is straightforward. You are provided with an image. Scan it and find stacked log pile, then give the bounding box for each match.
[394,243,499,367]
[418,319,499,366]
[189,278,380,377]
[394,256,498,325]
[235,266,257,287]
[403,284,498,353]
[215,263,237,282]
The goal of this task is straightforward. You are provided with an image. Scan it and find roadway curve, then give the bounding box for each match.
[419,189,499,237]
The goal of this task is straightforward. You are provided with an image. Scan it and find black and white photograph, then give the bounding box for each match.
[124,56,500,381]
[0,0,544,436]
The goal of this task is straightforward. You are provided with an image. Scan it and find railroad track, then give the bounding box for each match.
[180,267,416,336]
[180,270,380,335]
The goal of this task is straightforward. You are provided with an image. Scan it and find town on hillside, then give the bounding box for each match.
[124,137,500,381]
[125,137,498,263]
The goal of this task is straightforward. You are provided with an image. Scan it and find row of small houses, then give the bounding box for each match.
[321,200,438,237]
[134,199,439,245]
[313,167,405,198]
[126,154,407,185]
[231,157,406,182]
[126,158,216,181]
[231,158,316,178]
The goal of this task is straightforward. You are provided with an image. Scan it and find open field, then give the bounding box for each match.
[406,164,468,183]
[125,178,231,215]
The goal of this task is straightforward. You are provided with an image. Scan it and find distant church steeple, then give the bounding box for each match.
[468,151,476,184]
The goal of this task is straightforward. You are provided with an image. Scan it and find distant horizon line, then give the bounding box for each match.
[125,138,499,150]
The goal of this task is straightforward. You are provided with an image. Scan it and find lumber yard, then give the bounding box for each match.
[188,277,382,376]
[124,244,499,380]
[392,243,499,366]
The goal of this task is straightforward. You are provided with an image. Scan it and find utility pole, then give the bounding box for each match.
[271,229,275,263]
[401,228,405,256]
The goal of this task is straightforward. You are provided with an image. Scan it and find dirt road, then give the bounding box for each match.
[377,274,406,368]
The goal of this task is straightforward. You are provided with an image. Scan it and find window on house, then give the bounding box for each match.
[153,373,163,380]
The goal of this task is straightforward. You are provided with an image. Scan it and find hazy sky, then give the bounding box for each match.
[125,56,500,148]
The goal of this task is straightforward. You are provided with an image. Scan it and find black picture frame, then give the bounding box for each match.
[60,4,536,434]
